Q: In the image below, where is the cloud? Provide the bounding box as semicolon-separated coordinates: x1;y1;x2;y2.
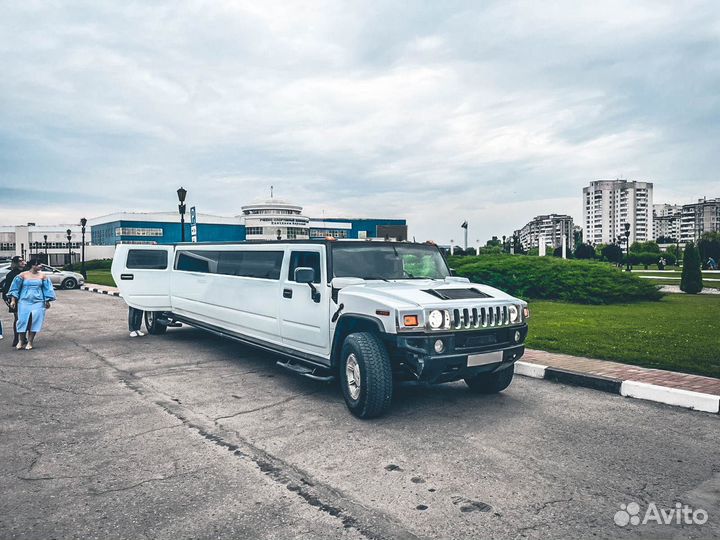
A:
0;0;718;243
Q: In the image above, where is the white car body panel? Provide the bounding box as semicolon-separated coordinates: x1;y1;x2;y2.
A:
112;242;527;366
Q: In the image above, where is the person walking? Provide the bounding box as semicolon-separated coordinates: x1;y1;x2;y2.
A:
708;257;717;270
2;256;26;347
8;259;56;350
128;306;145;338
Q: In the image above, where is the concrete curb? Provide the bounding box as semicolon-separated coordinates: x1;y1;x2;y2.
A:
515;361;720;414
81;285;121;297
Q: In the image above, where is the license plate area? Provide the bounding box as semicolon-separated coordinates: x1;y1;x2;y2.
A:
467;350;503;367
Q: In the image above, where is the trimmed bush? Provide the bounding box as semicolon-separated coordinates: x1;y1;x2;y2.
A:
454;255;663;304
680;243;703;294
63;258;113;271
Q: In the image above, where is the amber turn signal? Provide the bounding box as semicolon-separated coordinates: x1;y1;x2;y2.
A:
403;315;419;326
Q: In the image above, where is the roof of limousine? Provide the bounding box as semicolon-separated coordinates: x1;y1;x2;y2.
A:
170;239;436;247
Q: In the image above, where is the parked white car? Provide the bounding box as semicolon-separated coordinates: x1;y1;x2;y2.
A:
0;264;84;290
112;241;529;418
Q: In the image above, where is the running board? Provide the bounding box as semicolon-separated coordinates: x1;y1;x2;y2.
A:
276;360;335;382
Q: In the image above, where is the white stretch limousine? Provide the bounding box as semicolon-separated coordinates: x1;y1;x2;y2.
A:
112;240;529;418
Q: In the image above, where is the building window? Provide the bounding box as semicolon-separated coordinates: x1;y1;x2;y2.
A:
309;229;348;238
115;227;164;237
246;227;263;235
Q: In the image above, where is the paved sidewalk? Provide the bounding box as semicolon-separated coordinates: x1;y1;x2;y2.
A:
524;349;720;395
522;349;720;413
658;284;720;294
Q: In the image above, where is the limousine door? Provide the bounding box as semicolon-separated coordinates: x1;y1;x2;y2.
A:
280;248;330;358
111;245;173;311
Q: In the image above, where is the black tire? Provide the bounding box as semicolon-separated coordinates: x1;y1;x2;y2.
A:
464;365;515;394
144;311;167;335
61;277;77;290
340;332;393;419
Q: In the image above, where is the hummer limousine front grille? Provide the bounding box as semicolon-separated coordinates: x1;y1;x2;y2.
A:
450;305;513;330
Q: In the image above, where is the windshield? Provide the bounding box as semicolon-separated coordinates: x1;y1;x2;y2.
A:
332;243;450;280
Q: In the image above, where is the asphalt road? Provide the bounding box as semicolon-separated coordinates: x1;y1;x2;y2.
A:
1;291;718;539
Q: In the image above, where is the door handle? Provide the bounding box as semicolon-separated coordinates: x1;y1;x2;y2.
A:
283;288;293;298
120;274;134;280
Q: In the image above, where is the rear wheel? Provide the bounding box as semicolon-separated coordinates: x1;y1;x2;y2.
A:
144;311;167;335
61;277;77;289
340;332;393;419
464;365;515;393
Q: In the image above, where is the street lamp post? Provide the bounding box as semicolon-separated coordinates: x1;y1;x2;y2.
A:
43;234;48;264
66;229;73;269
80;217;87;279
624;223;631;272
177;187;187;242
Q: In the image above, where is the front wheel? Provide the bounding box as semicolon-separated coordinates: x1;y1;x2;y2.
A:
144;311;167;335
340;332;393;419
61;277;77;289
464;365;515;394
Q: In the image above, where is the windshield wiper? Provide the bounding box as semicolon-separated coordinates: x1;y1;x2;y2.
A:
364;276;390;281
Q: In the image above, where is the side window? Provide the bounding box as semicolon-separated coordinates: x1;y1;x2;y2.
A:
288;251;321;283
218;251;284;280
127;249;168;270
175;250;219;273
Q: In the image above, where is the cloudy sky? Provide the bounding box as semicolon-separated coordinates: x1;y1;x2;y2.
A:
1;0;719;243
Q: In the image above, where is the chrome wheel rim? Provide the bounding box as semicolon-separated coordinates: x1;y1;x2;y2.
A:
345;353;361;400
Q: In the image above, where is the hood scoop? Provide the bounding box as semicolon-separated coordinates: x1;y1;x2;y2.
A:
423;288;492;300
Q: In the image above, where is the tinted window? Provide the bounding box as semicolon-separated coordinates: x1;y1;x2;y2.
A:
175;250;219;273
127;249;168;270
174;249;283;279
288;251;321;283
218;251;284;279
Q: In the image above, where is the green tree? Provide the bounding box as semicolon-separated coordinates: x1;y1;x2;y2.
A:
574;243;596;259
630;241;660;253
698;232;720;265
680;242;703;294
601;244;623;264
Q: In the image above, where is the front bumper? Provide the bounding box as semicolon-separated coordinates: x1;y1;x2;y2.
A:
391;324;528;383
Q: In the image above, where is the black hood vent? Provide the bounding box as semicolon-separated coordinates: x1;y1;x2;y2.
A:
423;288;492;300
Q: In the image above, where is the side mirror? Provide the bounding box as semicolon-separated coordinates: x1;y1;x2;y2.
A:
294;267;315;284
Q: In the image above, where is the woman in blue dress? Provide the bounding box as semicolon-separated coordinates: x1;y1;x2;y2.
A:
8;259;56;350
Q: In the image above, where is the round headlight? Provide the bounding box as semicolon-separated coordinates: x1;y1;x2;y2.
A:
434;339;445;353
508;305;519;323
428;309;444;329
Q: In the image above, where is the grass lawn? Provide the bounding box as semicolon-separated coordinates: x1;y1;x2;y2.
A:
86;270;116;287
526;294;720;378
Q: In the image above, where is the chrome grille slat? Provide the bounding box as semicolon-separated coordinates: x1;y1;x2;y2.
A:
447;304;516;330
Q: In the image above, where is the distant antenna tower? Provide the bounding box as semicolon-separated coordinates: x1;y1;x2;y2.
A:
270;185;274;199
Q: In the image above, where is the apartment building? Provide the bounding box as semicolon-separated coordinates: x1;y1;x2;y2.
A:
680;198;720;243
582;180;653;245
516;214;575;251
652;204;682;242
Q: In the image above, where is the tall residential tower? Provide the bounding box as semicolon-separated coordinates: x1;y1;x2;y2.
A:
582;180;653;245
